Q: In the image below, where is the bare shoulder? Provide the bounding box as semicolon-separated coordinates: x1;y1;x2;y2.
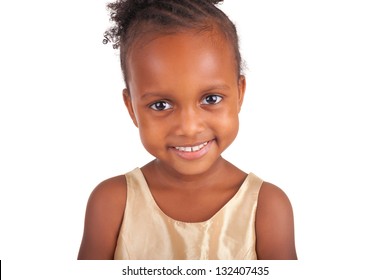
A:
256;181;297;260
88;175;127;209
78;175;127;260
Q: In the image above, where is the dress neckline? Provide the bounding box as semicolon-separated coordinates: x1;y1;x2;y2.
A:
134;167;253;225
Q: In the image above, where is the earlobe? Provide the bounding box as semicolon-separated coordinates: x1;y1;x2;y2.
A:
122;89;139;127
237;75;246;112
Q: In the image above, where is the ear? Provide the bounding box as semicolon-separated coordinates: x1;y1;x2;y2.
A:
122;88;139;127
237;75;246;113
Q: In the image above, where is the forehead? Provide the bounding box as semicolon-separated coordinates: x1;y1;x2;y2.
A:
126;30;237;90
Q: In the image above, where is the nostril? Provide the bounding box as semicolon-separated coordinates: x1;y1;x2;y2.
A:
175;108;206;136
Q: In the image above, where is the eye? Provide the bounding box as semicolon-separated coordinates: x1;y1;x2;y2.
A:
201;95;223;105
149;101;173;111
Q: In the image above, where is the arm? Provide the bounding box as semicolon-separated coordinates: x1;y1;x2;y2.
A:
77;175;127;260
255;182;297;260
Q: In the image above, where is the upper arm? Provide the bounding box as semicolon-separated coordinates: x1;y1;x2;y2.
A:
256;182;297;260
77;175;127;260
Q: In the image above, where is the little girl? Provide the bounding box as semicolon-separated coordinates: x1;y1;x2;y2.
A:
78;0;297;260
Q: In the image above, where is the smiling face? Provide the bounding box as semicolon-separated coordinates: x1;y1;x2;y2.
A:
123;29;245;177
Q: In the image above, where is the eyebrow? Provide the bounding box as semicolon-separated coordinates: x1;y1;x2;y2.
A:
140;92;172;101
202;84;231;92
140;84;232;100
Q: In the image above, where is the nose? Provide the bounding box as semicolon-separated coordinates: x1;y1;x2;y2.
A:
174;106;205;137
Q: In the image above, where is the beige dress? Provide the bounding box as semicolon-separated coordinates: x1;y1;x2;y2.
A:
114;168;263;260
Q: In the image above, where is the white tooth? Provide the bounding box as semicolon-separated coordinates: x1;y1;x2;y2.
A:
174;141;209;152
184;147;191;152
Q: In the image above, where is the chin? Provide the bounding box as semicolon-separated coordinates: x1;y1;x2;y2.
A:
158;158;217;178
172;163;212;177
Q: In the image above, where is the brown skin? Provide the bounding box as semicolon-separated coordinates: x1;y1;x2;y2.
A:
78;30;297;260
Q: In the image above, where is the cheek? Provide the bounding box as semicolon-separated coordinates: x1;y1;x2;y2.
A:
138;126;162;157
213;108;240;138
137;116;168;149
138;121;159;141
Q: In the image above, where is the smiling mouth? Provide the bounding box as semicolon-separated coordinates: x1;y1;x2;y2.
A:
173;141;209;152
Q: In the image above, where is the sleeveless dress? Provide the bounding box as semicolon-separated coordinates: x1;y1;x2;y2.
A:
114;168;263;260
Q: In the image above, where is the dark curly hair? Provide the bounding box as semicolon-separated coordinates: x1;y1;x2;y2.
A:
103;0;242;84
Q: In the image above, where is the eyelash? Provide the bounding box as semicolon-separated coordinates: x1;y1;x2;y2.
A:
149;94;223;111
201;94;223;105
149;101;173;111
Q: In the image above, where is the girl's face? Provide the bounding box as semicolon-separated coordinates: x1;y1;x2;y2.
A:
124;30;245;177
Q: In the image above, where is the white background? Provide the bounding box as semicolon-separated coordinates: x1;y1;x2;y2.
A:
0;0;389;279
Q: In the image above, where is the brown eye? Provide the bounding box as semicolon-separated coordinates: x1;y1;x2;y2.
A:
201;95;222;105
149;101;173;111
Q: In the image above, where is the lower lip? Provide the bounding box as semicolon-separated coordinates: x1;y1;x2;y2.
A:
170;140;213;160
